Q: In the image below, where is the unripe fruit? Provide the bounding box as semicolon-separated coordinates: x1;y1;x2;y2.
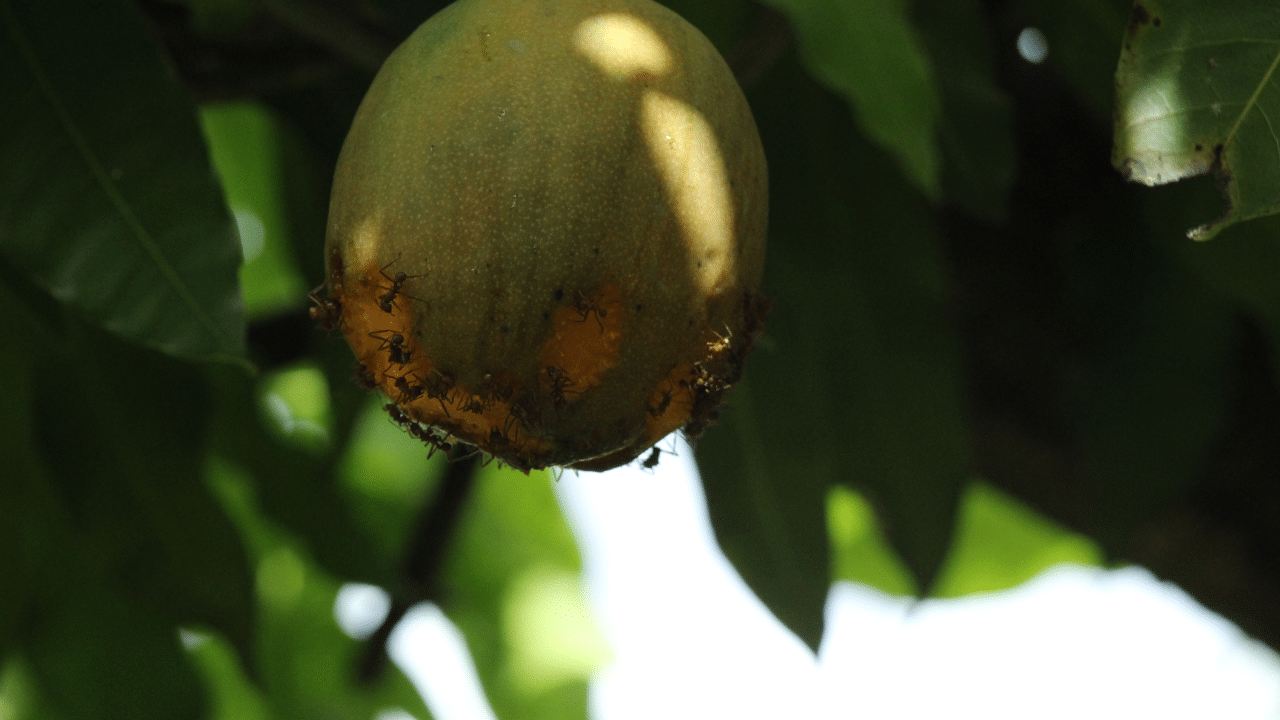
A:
320;0;768;472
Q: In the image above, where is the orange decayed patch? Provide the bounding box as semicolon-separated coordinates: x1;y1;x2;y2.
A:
539;283;624;400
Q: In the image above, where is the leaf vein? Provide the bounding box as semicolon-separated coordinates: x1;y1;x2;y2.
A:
1225;44;1280;149
1;2;232;352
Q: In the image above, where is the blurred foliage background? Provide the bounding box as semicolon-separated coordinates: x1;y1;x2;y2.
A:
4;0;1280;717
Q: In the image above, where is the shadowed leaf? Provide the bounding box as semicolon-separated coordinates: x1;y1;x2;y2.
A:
759;0;941;199
0;0;246;364
696;55;969;650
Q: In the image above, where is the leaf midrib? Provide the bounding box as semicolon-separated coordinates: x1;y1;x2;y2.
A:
1225;46;1280;149
1;1;233;353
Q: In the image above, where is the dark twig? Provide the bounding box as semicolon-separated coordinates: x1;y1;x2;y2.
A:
255;0;394;72
356;447;480;684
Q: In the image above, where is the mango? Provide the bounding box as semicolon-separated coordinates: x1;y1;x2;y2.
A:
318;0;768;471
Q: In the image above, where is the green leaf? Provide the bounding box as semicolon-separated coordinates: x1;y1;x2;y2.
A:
827;486;917;596
931;482;1102;597
0;267;52;663
1071;242;1234;552
29;320;257;667
0;272;215;720
184;632;274;720
913;0;1015;221
256;557;433;720
696;382;832;650
0;0;247;364
206;367;394;588
1113;0;1280;239
696;55;970;650
26;586;207;720
200;102;308;319
760;0;941;199
203;462;435;720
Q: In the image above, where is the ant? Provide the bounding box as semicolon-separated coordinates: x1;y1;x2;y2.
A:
505;402;539;436
487;425;514;454
707;326;733;355
408;422;451;457
423;369;456;417
385;403;411;428
388;370;426;404
641;446;661;470
571;290;608;332
476;373;515;405
648;384;674;418
308;284;342;332
369;330;413;366
352;362;377;390
544;365;575;407
375;256;421;314
456;392;486;415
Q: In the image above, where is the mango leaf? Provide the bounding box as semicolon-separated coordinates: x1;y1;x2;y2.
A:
1113;0;1280;239
696;55;969;651
827;486;918;596
696;380;832;650
27;319;257;668
930;482;1102;598
759;0;941;199
0;0;247;364
1071;240;1234;552
27;586;207;720
0;271;211;720
913;0;1015;221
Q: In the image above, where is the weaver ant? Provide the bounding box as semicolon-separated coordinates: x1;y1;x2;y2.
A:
476;373;516;409
352;362;377;390
408;422;451;457
544;365;576;407
641;447;661;470
572;290;609;332
707;326;733;355
308;284;341;332
648;383;674;418
456;392;486;415
385;403;411;428
505;402;539;436
388;370;426;404
487;425;514;454
374;255;422;315
369;330;413;366
423;369;456;417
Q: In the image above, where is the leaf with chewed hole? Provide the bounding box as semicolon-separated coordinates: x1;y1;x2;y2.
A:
1113;0;1280;239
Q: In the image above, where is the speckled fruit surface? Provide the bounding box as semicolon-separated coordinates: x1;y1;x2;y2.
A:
318;0;768;472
